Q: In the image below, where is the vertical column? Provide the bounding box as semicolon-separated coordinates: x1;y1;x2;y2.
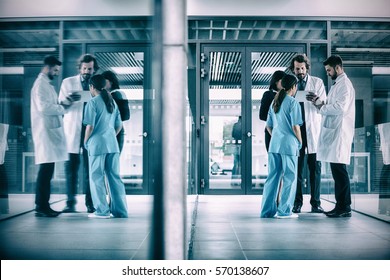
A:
152;0;187;259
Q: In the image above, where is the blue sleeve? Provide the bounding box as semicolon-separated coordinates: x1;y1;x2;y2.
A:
290;100;303;126
83;101;96;126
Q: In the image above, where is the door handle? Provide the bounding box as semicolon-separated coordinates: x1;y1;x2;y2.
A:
200;116;206;125
247;132;252;138
139;132;148;138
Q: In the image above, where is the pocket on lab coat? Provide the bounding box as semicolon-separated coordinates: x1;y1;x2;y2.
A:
321;126;337;148
323;115;341;129
44;116;61;129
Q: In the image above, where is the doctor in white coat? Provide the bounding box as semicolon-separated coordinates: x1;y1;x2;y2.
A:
377;123;390;215
31;56;77;217
289;54;326;214
59;54;99;213
307;55;355;218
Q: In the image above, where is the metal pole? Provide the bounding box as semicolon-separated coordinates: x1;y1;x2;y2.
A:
161;0;187;259
151;0;187;260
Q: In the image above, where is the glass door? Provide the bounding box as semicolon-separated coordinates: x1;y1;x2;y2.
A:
201;46;246;194
248;46;305;194
88;45;151;194
200;45;305;194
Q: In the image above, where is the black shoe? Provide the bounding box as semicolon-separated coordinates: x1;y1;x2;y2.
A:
326;210;352;218
292;205;301;213
87;206;96;213
62;206;77;213
35;208;61;217
323;208;337;215
311;206;324;213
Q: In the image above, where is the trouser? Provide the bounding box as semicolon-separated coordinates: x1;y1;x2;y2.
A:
379;164;390;198
330;163;351;211
295;151;322;207
260;153;298;217
378;164;390;213
88;153;128;217
65;149;92;208
35;162;55;210
232;145;241;178
264;129;271;152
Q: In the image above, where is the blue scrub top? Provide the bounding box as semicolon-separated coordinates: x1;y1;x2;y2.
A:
266;95;303;156
83;94;122;156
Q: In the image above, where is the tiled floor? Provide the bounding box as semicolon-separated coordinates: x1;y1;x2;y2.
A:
0;195;389;260
191;196;390;260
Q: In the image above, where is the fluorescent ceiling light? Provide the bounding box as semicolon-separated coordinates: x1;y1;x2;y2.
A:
336;48;390;53
343;61;374;65
210;89;241;100
0;67;24;74
122;89;143;100
0;48;56;53
373;67;390;75
111;67;143;75
253;67;286;75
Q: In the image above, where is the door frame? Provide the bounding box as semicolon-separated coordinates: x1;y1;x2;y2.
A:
87;44;152;194
199;43;306;195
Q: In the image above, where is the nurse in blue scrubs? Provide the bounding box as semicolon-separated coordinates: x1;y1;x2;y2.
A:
260;74;303;218
83;74;128;218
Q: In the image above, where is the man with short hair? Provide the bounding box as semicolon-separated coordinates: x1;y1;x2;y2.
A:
289;54;326;213
307;55;355;218
59;54;99;213
31;56;78;217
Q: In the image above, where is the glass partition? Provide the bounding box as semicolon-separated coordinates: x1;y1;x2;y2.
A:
320;123;390;222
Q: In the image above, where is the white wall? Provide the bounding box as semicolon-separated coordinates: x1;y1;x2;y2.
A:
1;0;389;18
188;0;390;17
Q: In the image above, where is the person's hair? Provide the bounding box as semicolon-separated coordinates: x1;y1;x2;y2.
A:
269;70;286;91
323;55;343;68
89;74;115;113
289;53;310;72
43;55;62;67
78;54;99;71
272;74;298;113
101;70;120;91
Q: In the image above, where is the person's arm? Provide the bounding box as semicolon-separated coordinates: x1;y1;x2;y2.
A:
259;91;273;121
84;125;94;146
115;124;123;135
114;106;123;135
266;126;272;136
292;124;302;145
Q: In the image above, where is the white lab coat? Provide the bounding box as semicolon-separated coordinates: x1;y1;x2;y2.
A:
302;74;326;154
0;123;9;164
30;73;68;164
59;74;88;154
378;123;390;165
317;73;355;164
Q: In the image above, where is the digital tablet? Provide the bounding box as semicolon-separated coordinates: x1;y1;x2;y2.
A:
294;90;310;102
71;91;92;103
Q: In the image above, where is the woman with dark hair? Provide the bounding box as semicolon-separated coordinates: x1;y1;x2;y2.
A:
83;74;128;218
101;70;130;153
260;74;303;219
259;70;286;151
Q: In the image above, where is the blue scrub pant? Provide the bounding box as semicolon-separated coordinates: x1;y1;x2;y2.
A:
88;153;128;217
260;153;298;218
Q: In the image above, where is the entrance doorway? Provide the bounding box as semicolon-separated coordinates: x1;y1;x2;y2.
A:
200;44;305;194
88;45;152;194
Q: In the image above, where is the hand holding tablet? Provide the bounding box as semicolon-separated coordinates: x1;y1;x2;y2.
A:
70;91;92;103
295;90;311;102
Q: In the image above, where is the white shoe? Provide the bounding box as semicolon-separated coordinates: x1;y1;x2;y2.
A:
275;213;299;219
88;213;111;219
